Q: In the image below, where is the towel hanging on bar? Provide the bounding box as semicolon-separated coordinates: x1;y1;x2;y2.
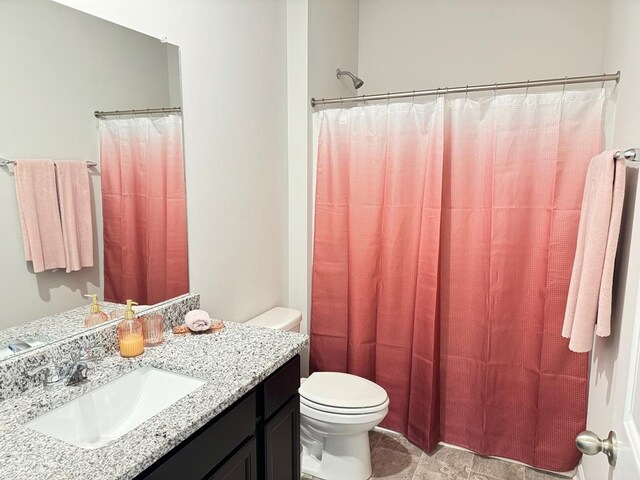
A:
0;157;96;168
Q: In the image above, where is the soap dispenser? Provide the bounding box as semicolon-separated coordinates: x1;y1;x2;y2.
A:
84;294;108;327
117;300;144;358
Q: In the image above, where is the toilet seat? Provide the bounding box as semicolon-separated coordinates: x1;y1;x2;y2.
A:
300;399;389;426
299;371;388;409
300;394;389;415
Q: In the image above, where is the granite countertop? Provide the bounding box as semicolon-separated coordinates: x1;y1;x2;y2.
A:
0;302;150;360
0;321;308;480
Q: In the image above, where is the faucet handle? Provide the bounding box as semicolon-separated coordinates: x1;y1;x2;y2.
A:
65;362;91;386
27;362;61;385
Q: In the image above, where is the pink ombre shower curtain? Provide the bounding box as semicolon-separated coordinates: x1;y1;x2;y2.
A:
100;115;188;305
310;90;606;471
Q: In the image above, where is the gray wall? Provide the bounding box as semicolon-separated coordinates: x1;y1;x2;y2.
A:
0;0;176;328
53;0;290;324
358;0;610;94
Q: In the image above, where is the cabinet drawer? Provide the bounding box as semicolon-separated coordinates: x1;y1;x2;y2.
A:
136;392;256;480
262;355;300;420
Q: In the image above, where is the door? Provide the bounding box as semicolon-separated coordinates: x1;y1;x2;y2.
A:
608;292;640;480
581;229;640;479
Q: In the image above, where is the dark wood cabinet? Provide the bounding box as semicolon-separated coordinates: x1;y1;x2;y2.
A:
262;354;300;420
207;437;257;480
262;395;300;480
135;355;300;480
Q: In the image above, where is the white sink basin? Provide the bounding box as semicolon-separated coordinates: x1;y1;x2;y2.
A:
26;367;206;449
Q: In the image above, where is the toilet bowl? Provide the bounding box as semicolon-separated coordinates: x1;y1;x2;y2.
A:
246;308;389;480
299;372;388;479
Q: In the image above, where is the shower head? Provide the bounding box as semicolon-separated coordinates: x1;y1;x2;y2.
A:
336;68;364;89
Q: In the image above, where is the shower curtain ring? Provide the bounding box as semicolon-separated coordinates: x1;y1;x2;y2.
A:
525;80;530;96
340;97;343;109
563;76;568;93
493;82;498;98
465;85;469;99
412;90;416;103
601;73;606;89
387;92;390;106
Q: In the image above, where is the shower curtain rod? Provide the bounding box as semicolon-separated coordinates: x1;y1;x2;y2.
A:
94;107;182;118
310;71;621;107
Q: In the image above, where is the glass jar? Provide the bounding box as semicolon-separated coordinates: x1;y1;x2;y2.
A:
142;313;164;347
117;318;144;357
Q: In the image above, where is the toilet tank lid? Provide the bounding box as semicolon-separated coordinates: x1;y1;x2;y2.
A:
246;307;301;330
299;372;388;409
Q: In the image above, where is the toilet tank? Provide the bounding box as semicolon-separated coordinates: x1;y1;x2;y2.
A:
245;307;302;333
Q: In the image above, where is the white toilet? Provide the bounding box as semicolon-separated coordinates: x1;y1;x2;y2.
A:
246;307;389;480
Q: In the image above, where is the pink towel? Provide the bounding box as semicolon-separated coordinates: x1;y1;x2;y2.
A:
184;309;213;332
14;159;66;273
562;150;626;352
55;160;94;272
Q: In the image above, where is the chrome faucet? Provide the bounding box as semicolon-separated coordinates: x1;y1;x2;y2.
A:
28;348;98;386
7;340;32;354
27;362;63;385
64;358;92;386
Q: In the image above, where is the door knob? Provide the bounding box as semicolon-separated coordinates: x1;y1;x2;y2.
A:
575;430;617;466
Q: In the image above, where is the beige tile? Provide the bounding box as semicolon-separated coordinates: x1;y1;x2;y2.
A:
422;446;475;468
413;462;470;479
413;446;474;480
470;456;526;480
468;474;499;480
371;445;420;479
377;431;425;458
523;468;570;480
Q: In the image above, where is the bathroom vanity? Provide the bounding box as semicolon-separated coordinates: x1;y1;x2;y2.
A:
0;316;307;480
136;355;301;480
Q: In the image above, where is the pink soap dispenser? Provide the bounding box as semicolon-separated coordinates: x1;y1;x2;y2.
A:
84;294;108;327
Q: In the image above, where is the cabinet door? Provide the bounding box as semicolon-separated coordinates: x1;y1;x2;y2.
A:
263;395;300;480
208;437;257;480
135;393;256;480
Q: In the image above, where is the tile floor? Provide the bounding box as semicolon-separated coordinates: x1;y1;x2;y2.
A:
302;428;571;480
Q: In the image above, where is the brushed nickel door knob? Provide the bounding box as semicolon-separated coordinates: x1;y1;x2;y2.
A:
576;430;617;466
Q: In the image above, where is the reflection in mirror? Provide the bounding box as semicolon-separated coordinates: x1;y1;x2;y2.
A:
0;0;188;358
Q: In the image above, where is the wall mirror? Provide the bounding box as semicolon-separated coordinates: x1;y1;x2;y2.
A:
0;0;189;360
